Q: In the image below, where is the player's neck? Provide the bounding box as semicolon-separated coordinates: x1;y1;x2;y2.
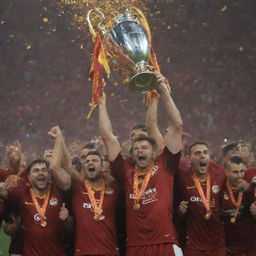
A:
136;161;154;172
32;185;49;197
88;177;104;190
227;178;238;189
194;172;208;181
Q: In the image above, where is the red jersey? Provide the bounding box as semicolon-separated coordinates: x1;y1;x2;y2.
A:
245;167;256;254
245;167;256;183
8;182;66;256
0;167;26;255
221;181;254;253
176;162;226;251
72;179;119;256
110;147;181;247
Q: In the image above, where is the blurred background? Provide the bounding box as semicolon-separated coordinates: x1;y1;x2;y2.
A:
1;0;256;162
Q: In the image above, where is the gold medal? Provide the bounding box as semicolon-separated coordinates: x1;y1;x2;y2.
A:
230;217;236;223
204;213;211;220
41;220;47;227
133;203;140;211
94;214;100;221
94;214;105;221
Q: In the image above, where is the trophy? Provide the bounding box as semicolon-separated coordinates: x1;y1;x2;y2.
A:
87;7;157;93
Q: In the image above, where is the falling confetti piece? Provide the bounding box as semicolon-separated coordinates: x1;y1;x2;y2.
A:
26;45;31;49
221;5;227;12
43;17;49;22
1;20;5;24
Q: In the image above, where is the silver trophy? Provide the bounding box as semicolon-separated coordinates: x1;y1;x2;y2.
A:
87;8;156;93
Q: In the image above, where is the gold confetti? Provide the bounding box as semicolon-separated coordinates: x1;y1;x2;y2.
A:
26;45;31;50
43;17;49;23
221;5;227;12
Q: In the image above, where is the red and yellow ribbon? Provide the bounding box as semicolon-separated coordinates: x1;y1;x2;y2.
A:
133;164;154;207
192;173;212;218
84;179;105;219
87;33;110;119
30;186;51;226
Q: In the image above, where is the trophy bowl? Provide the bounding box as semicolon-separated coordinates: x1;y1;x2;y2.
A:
87;9;156;93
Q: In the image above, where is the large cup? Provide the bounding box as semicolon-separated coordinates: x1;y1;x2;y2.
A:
87;8;156;93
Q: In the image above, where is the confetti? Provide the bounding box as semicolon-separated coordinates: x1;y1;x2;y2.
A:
221;5;227;12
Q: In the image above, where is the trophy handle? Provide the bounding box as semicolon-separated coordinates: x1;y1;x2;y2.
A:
86;8;106;38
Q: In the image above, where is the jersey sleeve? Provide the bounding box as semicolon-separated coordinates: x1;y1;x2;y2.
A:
162;147;181;172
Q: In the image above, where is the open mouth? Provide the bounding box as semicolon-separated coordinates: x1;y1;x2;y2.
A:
138;156;146;161
37;176;46;184
199;162;207;167
88;167;95;172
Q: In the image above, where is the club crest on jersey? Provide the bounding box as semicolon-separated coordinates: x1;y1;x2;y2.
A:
105;187;114;195
34;213;41;222
223;193;229;200
212;185;219;194
49;198;58;206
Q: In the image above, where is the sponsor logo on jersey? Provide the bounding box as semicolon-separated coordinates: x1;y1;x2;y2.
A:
129;187;159;205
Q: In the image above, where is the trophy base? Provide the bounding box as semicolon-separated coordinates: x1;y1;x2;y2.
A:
129;71;156;93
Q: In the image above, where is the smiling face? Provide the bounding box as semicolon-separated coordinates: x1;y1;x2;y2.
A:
28;162;50;193
190;144;210;178
83;154;103;181
131;140;156;170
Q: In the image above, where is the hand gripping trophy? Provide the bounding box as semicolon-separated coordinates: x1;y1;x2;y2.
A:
86;7;161;117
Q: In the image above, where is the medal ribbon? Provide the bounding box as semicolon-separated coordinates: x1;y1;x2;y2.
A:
192;173;211;215
85;180;105;217
226;182;243;211
133;164;154;205
30;186;51;224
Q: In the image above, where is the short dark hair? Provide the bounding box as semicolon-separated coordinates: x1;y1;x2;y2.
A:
130;135;157;152
26;159;49;174
222;142;238;156
225;156;246;168
188;141;209;155
131;124;147;132
85;151;103;162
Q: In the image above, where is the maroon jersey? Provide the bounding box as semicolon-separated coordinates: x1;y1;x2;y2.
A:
0;167;26;254
221;182;254;253
110;147;181;247
245;167;256;183
245;167;256;254
72;179;119;256
8;182;66;256
176;162;226;251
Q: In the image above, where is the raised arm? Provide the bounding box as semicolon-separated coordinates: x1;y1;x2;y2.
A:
98;93;121;162
48;126;72;190
146;95;165;154
6;140;25;174
155;72;183;154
